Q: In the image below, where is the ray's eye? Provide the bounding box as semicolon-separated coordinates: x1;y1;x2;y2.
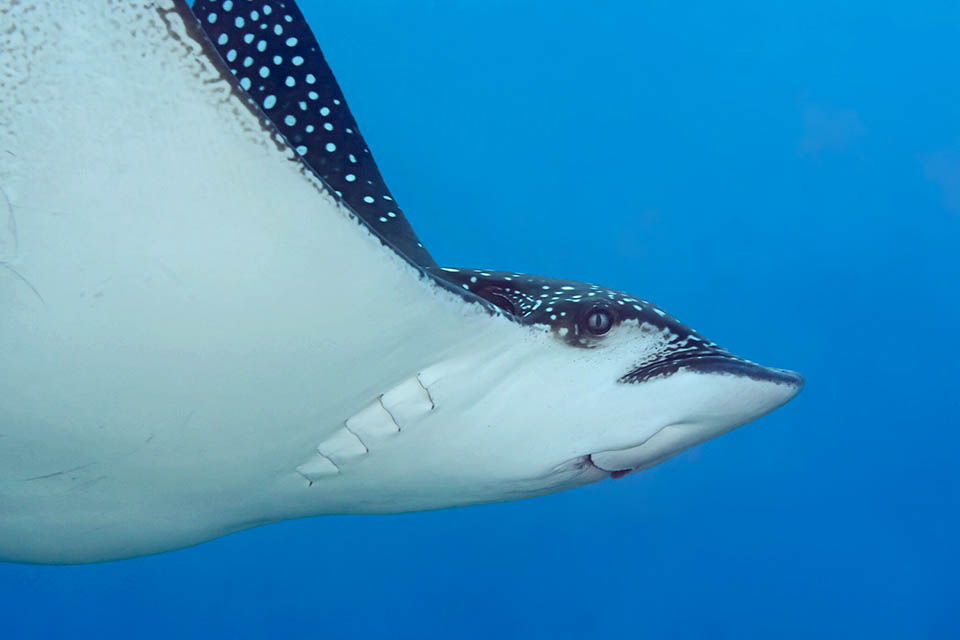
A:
584;306;613;335
488;292;516;315
477;287;516;315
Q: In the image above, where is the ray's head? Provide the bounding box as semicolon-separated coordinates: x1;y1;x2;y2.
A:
430;267;803;481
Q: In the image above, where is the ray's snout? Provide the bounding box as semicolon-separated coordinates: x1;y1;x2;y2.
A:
592;354;802;476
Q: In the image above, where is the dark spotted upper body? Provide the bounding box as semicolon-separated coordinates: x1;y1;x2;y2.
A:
424;266;774;384
427;266;672;345
425;267;798;386
426;264;690;338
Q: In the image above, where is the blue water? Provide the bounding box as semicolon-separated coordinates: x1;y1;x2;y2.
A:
3;1;959;637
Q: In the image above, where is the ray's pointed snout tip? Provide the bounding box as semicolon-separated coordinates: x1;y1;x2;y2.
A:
750;364;804;404
769;369;806;393
775;367;805;392
763;366;804;409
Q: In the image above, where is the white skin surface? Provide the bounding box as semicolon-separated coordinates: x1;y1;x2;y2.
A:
0;1;799;563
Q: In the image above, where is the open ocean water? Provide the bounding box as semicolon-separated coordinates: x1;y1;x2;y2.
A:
2;0;958;637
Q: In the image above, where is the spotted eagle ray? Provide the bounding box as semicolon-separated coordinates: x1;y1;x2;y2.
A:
0;0;802;564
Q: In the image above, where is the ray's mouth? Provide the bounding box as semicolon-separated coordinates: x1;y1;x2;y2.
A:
586;454;634;479
575;454;634;479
